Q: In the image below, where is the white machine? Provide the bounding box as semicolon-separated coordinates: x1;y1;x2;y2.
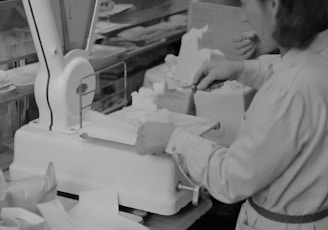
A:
9;0;197;216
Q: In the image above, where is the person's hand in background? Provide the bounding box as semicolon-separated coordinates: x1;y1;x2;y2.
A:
232;31;259;59
233;31;279;59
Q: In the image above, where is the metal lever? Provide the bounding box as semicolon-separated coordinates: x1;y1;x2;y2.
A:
177;182;201;206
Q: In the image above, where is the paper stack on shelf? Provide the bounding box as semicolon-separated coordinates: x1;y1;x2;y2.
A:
98;3;135;19
95;1;135;35
103;15;188;47
88;44;127;64
95;21;130;35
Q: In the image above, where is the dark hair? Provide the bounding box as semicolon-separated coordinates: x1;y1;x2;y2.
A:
271;0;328;49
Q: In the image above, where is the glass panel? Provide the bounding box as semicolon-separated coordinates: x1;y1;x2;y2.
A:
0;0;98;64
0;0;35;64
57;0;97;53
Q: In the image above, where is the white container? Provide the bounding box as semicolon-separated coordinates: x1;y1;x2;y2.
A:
194;81;255;146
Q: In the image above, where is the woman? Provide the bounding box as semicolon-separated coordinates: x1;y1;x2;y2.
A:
135;0;328;229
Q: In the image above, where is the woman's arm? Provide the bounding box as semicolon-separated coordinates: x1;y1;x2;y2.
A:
165;84;304;203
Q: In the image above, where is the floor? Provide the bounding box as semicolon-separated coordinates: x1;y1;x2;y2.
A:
188;199;243;230
188;213;239;230
0;150;13;171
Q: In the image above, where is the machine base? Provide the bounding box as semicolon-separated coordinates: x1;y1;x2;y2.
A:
10;124;192;216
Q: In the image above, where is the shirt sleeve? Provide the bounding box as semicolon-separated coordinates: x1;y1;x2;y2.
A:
166;83;305;204
237;55;280;90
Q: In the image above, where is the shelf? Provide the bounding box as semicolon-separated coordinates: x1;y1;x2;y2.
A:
92;28;185;71
107;0;190;34
0;87;33;105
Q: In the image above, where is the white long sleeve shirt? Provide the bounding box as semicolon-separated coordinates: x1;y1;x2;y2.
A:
165;29;328;230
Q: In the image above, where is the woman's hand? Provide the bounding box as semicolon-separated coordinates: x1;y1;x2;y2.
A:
135;122;176;155
232;31;258;59
193;59;244;91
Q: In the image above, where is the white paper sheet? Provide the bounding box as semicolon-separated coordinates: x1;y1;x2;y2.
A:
38;188;148;230
37;199;85;230
173;26;212;86
80;108;219;146
0;163;57;214
119;107;219;136
69;188;148;230
80;110;139;145
1;207;49;230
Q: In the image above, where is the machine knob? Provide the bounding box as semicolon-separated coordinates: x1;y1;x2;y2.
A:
177;183;201;206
